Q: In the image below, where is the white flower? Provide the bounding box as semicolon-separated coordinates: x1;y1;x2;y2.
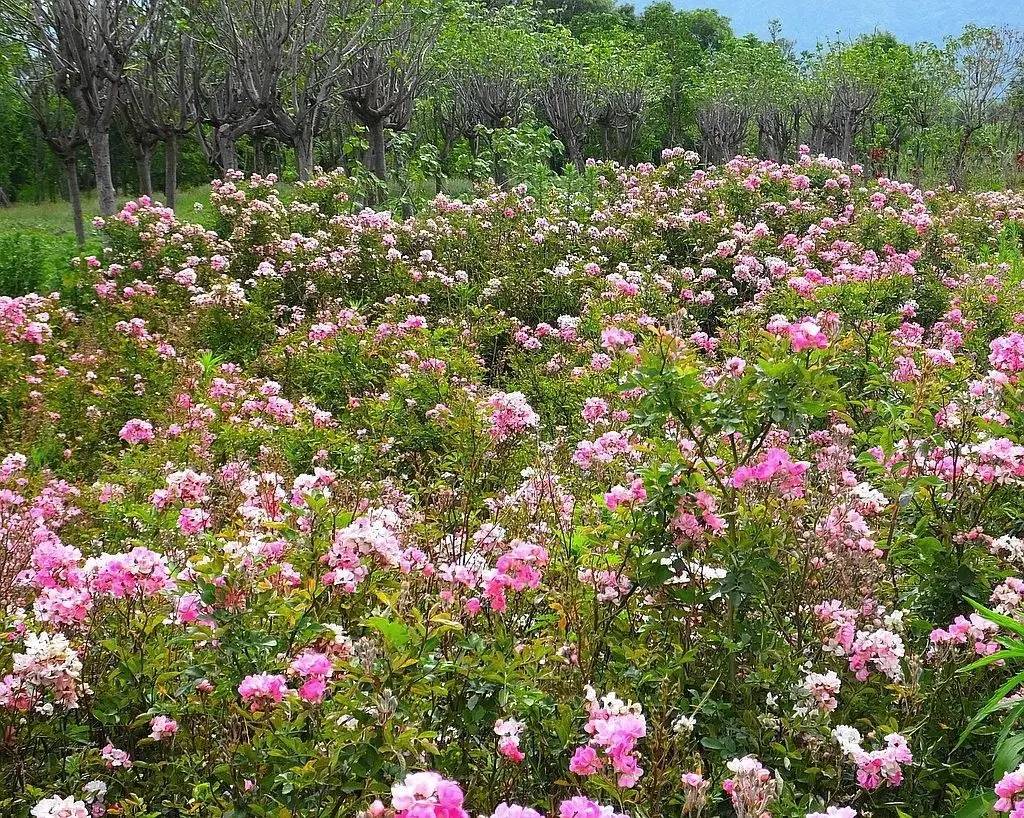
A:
673;713;697;734
31;795;89;818
832;725;863;755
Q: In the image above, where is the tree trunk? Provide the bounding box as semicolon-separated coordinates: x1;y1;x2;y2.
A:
253;134;266;175
491;135;507;188
218;129;238;172
364;118;387;181
295;130;315;181
64;156;85;247
565;136;585;173
949;128;975;189
136;147;153;197
89;129;116;216
165;133;179;211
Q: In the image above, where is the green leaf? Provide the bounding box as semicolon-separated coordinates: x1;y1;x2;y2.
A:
956;670;1024;748
965;597;1024;639
365;616;410;649
953;792;996;818
995;732;1024;780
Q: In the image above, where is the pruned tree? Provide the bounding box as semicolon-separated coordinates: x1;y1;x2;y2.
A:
191;36;261;174
122;10;196;208
805;76;877;164
15;53;88;242
116;106;160;196
756;101;801;162
7;0;162;215
339;2;438;189
696;100;749;163
206;0;371;182
539;66;600;171
431;5;542;184
695;35;798;163
536;29;601;171
947;25;1024;188
268;0;370;180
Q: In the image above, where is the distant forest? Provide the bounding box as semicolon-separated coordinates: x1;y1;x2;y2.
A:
2;0;1024;230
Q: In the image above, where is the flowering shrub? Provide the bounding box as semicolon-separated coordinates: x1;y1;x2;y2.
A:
5;151;1024;815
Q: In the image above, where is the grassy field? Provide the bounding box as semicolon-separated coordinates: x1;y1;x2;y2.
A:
0;187;211;295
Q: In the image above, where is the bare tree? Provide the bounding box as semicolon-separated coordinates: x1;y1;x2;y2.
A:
16;55;88;243
696;100;750;163
191;40;260;174
757;101;802;162
122;14;195;208
948;26;1024;188
267;0;370;180
117;104;160;195
538;66;600;172
341;6;437;186
804;76;876;164
596;83;649;164
9;0;161;215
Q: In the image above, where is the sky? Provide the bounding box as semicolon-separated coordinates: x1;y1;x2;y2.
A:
662;0;1022;50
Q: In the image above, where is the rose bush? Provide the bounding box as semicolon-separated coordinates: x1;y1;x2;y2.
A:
4;148;1024;816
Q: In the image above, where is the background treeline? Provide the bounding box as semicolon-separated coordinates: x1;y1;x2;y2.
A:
2;0;1024;239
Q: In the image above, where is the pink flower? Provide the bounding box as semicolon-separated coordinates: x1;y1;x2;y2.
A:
238;673;288;711
484;392;540;442
995;762;1024;813
724;356;746;377
177;507;211;536
490;805;544;818
730;447;809;498
991;333;1024;374
558;796;623;818
148;715;178;741
118;419;154;445
101;743;132;769
570;745;602;775
289;650;333;703
31;796;89;818
495;717;526;763
391;771;469;818
722;756;778;818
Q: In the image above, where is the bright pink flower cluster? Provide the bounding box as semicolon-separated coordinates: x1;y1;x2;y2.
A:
483;391;540;442
288;650;334;703
484;540;549;612
603;478;646;511
929;613;1000;657
490;805;543;818
118;418;155;445
730;447;810;498
990;333;1024;375
670;491;726;542
238;672;288;711
833;727;912;790
494;717;526;763
996;762;1024;816
767;315;830;352
148;715;178;741
569;687;646;788
572;431;636;470
557;796;624;818
86;547;174;598
390;771;468;818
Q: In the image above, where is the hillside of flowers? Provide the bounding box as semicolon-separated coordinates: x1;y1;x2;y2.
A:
8;148;1024;817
